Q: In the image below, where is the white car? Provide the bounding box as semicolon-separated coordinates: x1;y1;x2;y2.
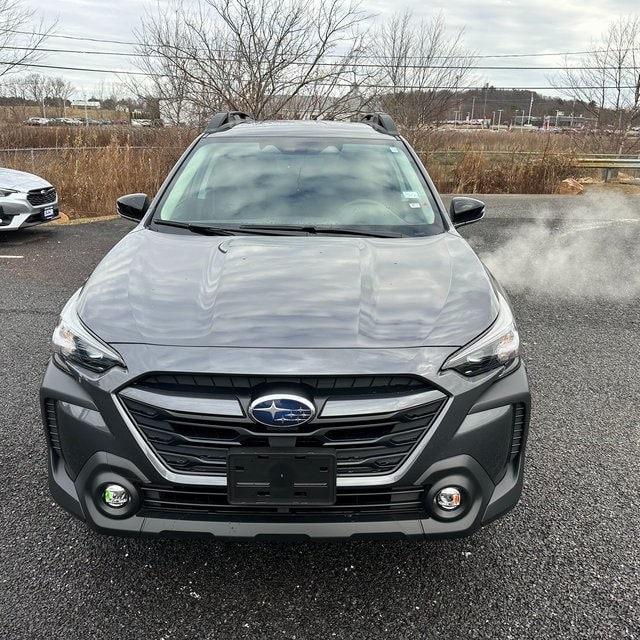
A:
25;117;51;126
0;168;59;231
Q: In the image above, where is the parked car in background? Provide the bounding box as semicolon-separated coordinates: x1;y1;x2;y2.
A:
0;168;59;231
25;117;50;126
50;117;83;126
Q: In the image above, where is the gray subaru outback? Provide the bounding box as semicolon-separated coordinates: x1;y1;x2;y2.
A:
40;112;530;540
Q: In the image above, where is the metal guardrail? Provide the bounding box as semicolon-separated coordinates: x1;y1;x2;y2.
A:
575;155;640;169
419;151;640;179
574;155;640;181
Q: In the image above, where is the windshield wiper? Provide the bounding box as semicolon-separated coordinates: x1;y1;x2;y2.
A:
238;224;404;238
152;219;299;236
153;219;238;235
153;219;404;238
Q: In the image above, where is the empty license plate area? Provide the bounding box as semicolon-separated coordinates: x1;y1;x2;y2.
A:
228;449;336;505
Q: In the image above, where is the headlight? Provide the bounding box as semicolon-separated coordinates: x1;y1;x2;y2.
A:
0;188;17;197
52;289;125;373
442;292;520;377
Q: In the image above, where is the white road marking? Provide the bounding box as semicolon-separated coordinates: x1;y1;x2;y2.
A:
0;255;24;259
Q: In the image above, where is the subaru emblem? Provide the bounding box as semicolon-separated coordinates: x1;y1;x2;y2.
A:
249;394;315;428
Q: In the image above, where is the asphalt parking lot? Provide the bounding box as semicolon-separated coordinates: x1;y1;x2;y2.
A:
1;193;638;640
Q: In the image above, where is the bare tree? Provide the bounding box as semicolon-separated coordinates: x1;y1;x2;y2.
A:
555;16;640;141
0;0;55;79
94;81;132;110
134;0;376;123
2;76;30;121
21;72;48;115
373;11;476;128
131;12;195;125
47;76;74;116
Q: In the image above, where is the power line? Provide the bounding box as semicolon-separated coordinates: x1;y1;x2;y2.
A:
7;29;138;47
3;59;640;92
6;27;640;61
1;60;147;77
3;45;638;73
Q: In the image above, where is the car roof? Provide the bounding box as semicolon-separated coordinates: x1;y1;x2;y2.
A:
204;119;398;139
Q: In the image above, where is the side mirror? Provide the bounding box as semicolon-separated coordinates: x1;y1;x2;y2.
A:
449;197;485;228
117;193;150;222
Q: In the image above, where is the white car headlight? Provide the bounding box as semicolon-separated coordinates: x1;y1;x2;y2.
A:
442;292;520;377
52;289;125;373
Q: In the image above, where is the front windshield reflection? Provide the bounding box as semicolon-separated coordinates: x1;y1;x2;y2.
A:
155;138;443;236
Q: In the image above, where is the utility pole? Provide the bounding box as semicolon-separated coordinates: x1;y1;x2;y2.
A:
483;83;489;119
570;99;575;127
527;92;534;125
471;96;476;121
497;109;504;128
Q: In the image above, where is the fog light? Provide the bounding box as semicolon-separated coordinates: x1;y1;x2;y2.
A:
102;484;130;508
436;487;462;511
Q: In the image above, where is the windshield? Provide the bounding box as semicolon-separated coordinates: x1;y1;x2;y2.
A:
152;137;444;236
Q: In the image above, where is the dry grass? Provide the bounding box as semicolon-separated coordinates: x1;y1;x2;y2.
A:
0;137;183;218
407;128;582;194
0;123;199;150
425;149;578;194
0;126;202;218
0;124;624;218
407;128;580;154
459;152;576;193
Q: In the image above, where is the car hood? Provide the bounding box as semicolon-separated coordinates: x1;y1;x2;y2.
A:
77;229;499;349
0;167;51;191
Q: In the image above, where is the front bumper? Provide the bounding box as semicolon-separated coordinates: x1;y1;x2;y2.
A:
40;351;531;541
0;200;59;230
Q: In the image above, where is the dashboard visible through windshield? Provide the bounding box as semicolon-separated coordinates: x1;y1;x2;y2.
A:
152;137;444;237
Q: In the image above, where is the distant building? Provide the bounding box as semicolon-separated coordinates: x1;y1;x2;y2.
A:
70;100;101;110
542;113;596;130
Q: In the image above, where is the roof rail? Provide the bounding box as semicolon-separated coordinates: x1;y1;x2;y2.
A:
361;112;399;135
205;111;253;133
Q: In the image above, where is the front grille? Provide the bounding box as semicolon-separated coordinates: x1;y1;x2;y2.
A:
140;485;428;518
137;373;432;396
510;403;526;461
43;398;62;455
120;374;446;477
27;187;56;206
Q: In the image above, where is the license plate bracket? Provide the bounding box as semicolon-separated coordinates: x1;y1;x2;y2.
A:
228;449;336;506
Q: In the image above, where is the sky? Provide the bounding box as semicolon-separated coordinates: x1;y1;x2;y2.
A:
11;0;640;99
